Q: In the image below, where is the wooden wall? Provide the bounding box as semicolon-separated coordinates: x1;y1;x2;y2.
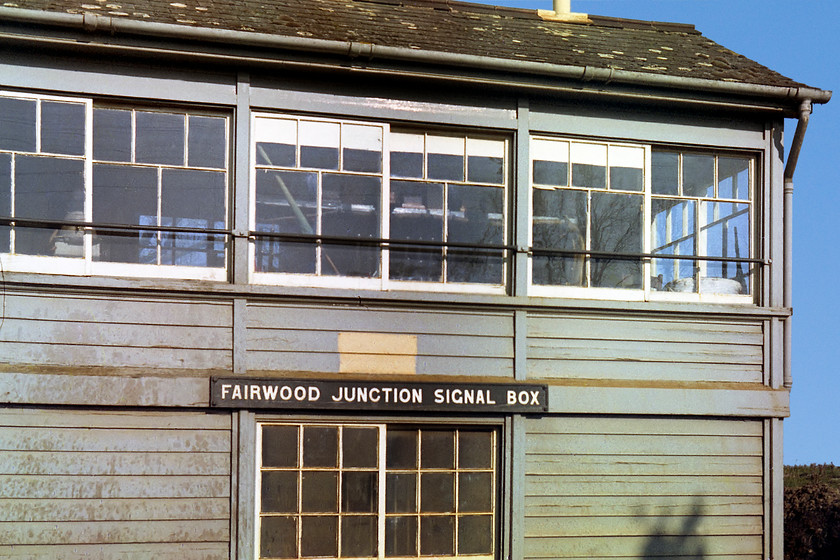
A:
523;416;764;559
0;409;232;559
528;313;764;383
0;292;232;372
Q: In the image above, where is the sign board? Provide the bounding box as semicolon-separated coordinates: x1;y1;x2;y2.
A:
210;378;548;414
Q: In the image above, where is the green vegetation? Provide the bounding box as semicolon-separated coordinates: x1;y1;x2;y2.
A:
785;464;840;560
785;464;840;490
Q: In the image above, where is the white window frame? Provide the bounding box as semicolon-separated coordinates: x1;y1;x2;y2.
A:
249;113;509;295
0;90;230;281
255;421;499;560
528;134;756;304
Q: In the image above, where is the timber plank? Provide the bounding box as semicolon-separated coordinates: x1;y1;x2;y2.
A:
526;416;764;436
523;495;763;517
0;409;231;430
0;451;230;476
523;534;762;557
0;542;228;559
524;514;763;537
0;519;229;545
524;454;763;477
525;434;763;456
0;497;229;522
0;428;231;452
0;474;229;499
524;475;763;497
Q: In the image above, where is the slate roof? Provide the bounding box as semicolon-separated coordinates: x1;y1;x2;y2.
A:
0;0;823;94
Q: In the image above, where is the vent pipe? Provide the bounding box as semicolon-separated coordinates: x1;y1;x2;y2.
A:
553;0;571;13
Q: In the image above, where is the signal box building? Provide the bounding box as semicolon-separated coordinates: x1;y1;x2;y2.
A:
0;0;831;558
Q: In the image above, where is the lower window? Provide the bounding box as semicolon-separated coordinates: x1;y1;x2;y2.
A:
257;423;498;560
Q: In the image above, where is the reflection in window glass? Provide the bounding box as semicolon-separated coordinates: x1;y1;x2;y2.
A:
93;164;158;264
188;115;227;169
651;151;753;295
259;424;497;560
1;153;11;253
0;96;36;152
41;101;86;156
93;108;132;162
14;155;85;256
136;111;185;166
532;139;644;290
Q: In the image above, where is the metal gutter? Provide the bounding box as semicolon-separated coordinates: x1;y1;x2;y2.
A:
781;99;812;388
0;7;832;109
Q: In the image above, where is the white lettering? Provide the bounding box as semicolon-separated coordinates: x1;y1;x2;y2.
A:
452;389;463;404
487;390;496;405
464;390;474;404
434;389;444;404
263;385;278;400
309;386;320;401
232;385;242;400
475;390;484;405
413;388;423;403
369;388;380;402
293;386;306;401
250;385;261;400
507;390;516;405
279;386;292;400
518;391;529;405
221;384;231;399
398;388;411;403
530;390;540;405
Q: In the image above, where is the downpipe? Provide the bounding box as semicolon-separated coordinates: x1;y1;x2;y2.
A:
782;99;812;389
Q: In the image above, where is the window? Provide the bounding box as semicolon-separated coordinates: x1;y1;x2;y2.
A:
258;423;498;560
650;151;753;296
251;114;509;292
530;136;755;301
0;91;229;279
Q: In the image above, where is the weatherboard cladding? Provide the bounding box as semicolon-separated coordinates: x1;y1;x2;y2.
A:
9;0;806;89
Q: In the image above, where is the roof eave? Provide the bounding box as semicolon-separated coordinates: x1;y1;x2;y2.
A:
0;6;831;109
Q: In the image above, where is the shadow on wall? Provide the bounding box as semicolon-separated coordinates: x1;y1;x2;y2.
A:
639;501;707;560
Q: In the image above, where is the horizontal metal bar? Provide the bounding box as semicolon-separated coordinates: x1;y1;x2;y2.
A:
0;217;230;236
532;246;765;265
250;231;516;251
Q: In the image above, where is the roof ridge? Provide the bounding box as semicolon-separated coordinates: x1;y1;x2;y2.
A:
353;0;699;33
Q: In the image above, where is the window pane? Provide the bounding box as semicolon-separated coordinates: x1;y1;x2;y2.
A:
0;97;36;152
420;473;454;512
458;431;493;469
303;426;338;468
610;166;643;191
650;198;696;292
300;121;339;170
386;473;417;514
301;471;338;513
343;124;382;173
341;516;377;558
421;430;454;469
41;101;85;156
263;425;299;468
608;145;644;192
420;516;454;555
458;472;492;512
651;151;679;195
590;192;643;289
683;154;714;197
467;138;505;184
532;188;586;286
261;516;297;559
385;516;417;557
258;142;297;167
386;430;417;469
446;185;504;284
701;201;750;294
301;516;338;557
571;143;607;189
390;132;424;178
321;174;381;278
188;115;226;169
718;156;750;200
427;153;463;181
0;153;10;253
533;160;568;186
136;111;185;166
343;427;378;468
389;180;444;282
262;471;299;513
14;155;85;256
458;515;492;554
160;168;226;267
342;471;378;513
92;164;158;264
93;108;132;162
255;169;317;274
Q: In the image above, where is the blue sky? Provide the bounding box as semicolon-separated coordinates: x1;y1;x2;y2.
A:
493;0;839;465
